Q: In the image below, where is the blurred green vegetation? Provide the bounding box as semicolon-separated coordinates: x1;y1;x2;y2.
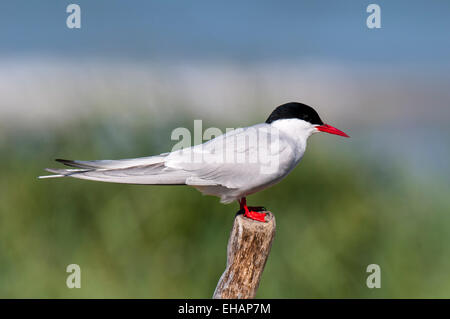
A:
1;114;449;298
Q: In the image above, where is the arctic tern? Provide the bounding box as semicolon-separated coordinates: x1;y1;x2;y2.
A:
40;102;349;222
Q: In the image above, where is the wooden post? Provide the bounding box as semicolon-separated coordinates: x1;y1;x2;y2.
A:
213;211;276;299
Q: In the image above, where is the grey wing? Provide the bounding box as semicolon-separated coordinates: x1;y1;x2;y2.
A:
165;123;288;189
39;124;286;187
40;154;192;184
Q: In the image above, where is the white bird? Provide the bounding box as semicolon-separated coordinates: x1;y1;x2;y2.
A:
39;102;349;222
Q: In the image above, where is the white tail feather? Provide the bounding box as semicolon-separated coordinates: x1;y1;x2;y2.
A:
38;174;65;179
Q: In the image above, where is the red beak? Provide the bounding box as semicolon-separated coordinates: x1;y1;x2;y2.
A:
316;124;350;138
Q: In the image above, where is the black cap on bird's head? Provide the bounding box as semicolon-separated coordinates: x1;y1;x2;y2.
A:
266;102;324;125
266;102;350;137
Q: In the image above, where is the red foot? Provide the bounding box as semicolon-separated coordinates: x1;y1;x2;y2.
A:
244;210;267;222
238;197;267;222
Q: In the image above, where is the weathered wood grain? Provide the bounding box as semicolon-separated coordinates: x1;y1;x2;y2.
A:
213;211;276;299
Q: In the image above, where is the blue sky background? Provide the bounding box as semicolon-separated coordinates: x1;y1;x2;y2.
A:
1;0;449;66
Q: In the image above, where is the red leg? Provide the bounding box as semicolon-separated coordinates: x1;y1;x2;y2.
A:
239;197;246;210
238;197;266;222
